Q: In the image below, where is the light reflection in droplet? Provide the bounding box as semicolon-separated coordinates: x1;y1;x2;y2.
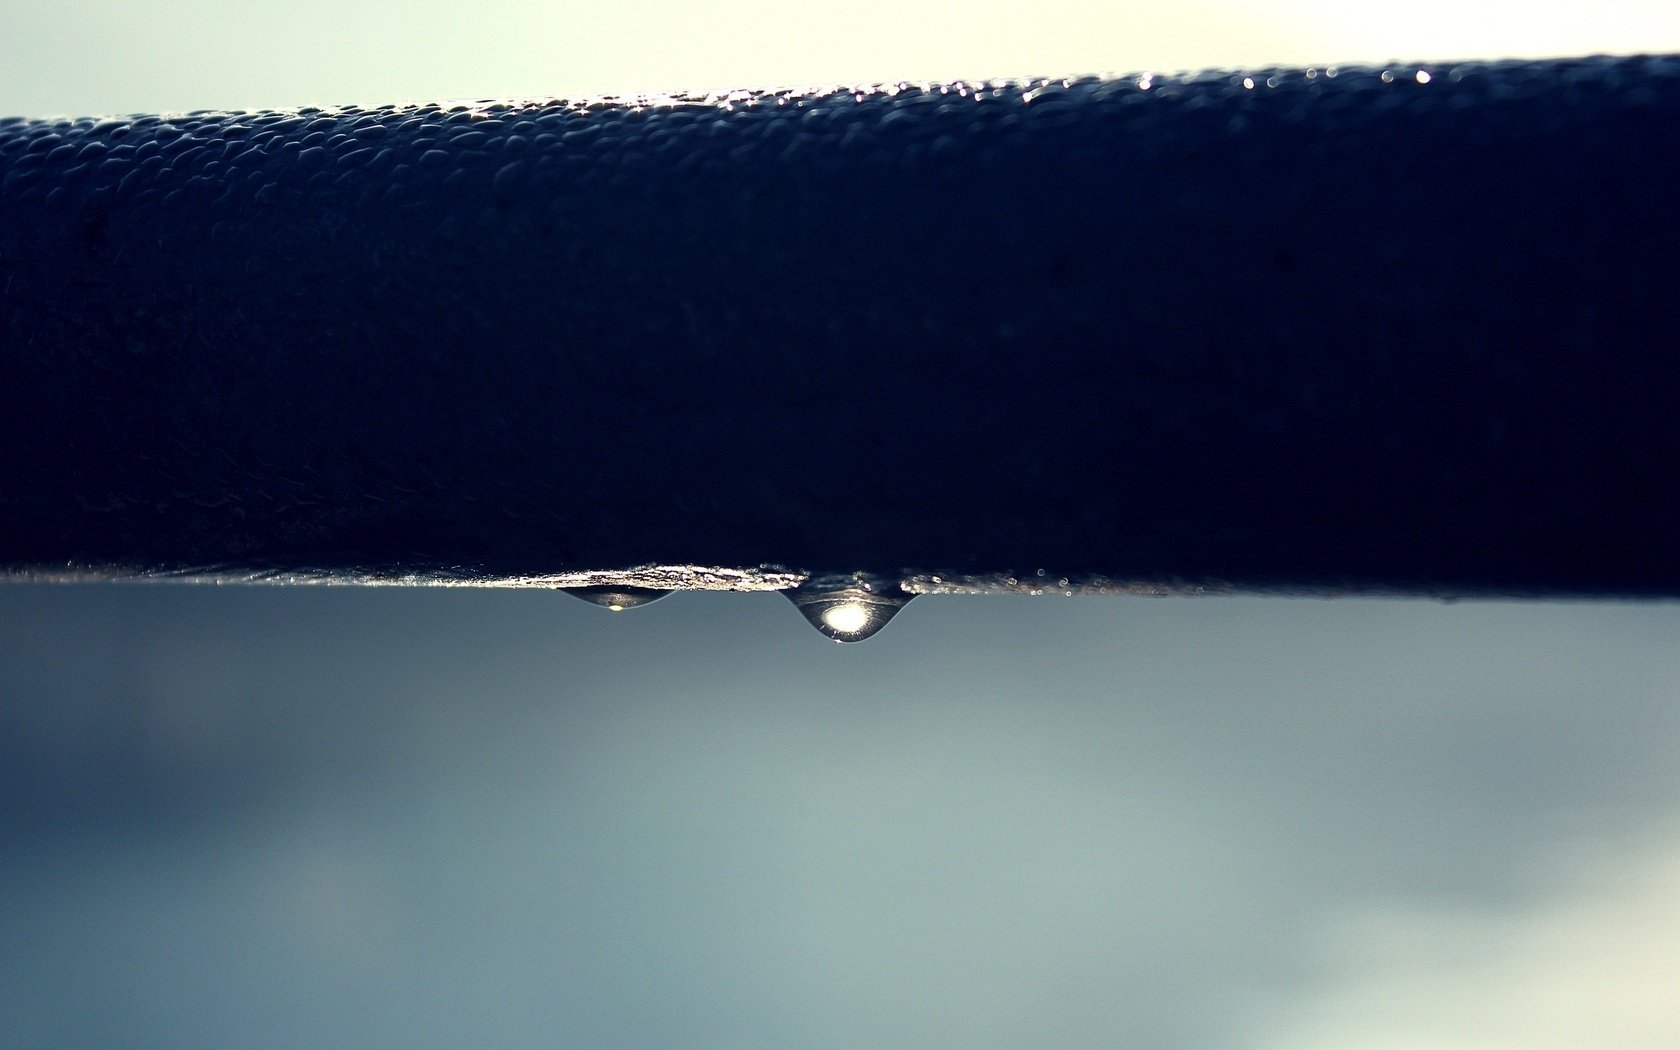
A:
560;585;671;611
785;572;915;643
821;603;871;635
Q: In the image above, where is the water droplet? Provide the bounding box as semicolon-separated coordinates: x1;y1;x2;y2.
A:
785;572;914;643
561;585;671;611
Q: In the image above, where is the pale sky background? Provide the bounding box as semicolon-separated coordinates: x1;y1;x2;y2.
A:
2;0;1679;115
3;2;1680;1048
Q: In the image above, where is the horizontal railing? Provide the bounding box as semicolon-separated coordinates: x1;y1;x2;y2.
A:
3;55;1678;596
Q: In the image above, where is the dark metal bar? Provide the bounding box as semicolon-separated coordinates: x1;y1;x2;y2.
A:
3;56;1679;595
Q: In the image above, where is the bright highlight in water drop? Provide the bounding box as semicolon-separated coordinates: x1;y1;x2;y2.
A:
561;585;671;611
821;602;871;634
786;572;915;643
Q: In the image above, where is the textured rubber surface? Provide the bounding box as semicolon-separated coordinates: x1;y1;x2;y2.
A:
3;56;1679;593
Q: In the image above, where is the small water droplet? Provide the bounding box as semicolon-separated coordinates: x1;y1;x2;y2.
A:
785;572;914;643
561;585;671;611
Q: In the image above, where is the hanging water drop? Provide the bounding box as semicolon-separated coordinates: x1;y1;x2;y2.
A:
561;585;671;611
785;572;914;643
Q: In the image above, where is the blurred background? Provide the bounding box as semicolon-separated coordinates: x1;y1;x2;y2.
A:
4;2;1680;1047
0;0;1676;116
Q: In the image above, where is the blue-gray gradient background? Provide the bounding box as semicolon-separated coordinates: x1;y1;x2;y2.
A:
5;2;1680;1046
5;588;1680;1048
